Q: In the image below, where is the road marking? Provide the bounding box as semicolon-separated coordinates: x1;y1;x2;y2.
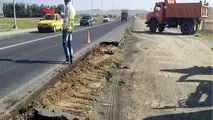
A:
0;21;118;51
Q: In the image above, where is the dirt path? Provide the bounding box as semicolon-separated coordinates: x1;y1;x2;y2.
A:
111;19;213;120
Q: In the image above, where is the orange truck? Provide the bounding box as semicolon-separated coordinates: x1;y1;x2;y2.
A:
145;0;209;35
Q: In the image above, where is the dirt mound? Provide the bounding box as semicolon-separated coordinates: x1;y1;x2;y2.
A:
12;43;123;120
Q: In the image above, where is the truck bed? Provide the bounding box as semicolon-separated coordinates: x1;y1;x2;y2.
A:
166;3;208;18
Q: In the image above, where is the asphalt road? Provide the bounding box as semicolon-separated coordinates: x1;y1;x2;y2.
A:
0;20;124;101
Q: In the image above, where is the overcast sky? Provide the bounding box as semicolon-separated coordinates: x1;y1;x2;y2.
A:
2;0;213;10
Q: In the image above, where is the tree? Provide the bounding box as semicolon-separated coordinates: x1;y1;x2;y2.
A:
2;2;66;18
27;5;32;17
3;3;6;17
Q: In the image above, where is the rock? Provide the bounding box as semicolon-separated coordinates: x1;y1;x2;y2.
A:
19;107;28;114
122;64;131;69
119;80;126;85
195;34;199;37
150;100;160;108
34;108;77;120
114;62;122;69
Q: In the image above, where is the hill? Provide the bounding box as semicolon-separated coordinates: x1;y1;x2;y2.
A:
77;9;148;16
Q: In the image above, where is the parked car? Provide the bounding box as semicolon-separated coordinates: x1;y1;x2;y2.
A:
37;14;63;32
80;15;94;26
103;15;110;23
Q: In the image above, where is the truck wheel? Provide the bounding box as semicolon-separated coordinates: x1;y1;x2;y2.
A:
158;24;165;33
149;20;157;33
191;24;198;35
180;21;193;35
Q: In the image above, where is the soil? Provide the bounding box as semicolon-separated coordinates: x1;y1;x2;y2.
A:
11;42;123;120
103;18;213;120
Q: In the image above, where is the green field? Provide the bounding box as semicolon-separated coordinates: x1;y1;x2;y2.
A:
0;18;40;32
0;16;103;32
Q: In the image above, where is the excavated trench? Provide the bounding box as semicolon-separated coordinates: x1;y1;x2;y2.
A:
10;41;123;120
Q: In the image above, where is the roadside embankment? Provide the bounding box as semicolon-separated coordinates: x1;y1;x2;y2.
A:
9;41;123;120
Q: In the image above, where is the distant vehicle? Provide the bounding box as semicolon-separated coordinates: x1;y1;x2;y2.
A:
37;14;63;33
145;0;209;35
103;15;110;23
121;10;128;21
80;15;94;26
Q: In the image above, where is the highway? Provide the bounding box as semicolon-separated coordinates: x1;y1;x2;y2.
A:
0;20;124;103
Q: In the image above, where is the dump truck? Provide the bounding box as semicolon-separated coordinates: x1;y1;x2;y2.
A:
145;0;209;35
121;10;128;21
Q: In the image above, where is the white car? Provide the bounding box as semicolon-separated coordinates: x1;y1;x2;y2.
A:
103;15;110;23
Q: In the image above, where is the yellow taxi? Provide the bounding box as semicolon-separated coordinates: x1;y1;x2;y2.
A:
37;14;63;32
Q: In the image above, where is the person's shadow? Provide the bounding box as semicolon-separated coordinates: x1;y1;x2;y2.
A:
0;58;63;64
160;66;213;82
144;66;213;120
159;66;213;108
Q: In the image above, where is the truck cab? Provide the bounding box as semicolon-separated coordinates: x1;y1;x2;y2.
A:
121;10;128;22
146;2;166;25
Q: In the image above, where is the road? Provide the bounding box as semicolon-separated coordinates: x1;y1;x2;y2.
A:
0;20;125;110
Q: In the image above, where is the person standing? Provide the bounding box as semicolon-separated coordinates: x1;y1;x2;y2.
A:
62;0;76;64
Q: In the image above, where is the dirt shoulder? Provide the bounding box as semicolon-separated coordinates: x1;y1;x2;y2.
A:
104;19;213;120
10;42;123;120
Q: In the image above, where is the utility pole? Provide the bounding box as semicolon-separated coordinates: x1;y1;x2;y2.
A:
112;0;113;16
109;1;110;15
102;0;104;15
72;0;74;5
13;0;17;29
91;0;93;15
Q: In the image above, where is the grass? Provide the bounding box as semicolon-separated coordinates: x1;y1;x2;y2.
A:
0;16;103;32
93;16;103;23
196;29;213;39
0;18;39;32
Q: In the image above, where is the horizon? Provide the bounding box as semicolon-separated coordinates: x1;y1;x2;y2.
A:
1;0;213;11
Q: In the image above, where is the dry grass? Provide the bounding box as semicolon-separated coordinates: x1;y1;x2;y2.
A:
0;18;39;32
0;17;82;32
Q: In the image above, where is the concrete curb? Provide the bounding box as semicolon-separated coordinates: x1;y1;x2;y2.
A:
0;18;133;120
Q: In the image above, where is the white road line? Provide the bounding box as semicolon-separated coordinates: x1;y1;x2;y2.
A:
0;34;61;51
0;20;117;51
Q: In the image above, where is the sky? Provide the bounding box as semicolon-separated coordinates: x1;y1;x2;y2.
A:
2;0;213;10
